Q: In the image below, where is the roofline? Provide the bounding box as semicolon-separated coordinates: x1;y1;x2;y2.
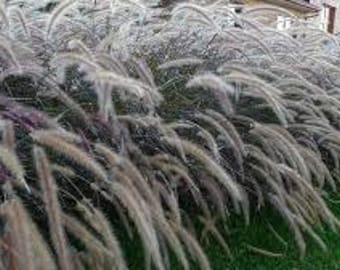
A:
262;0;320;14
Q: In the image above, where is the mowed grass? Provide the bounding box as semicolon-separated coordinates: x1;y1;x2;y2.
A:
120;193;340;270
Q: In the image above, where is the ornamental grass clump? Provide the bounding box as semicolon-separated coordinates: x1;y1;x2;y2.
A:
0;0;340;269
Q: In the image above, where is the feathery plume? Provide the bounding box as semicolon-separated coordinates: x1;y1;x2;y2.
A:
0;145;30;192
45;0;78;40
31;130;108;183
34;146;73;270
163;137;246;210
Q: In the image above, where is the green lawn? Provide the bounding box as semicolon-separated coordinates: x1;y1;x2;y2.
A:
205;211;340;270
120;194;340;270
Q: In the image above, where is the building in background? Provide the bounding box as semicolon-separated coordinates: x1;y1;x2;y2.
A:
316;0;339;33
154;0;340;33
234;0;340;33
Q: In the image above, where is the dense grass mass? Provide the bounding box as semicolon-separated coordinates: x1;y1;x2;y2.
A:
1;0;340;269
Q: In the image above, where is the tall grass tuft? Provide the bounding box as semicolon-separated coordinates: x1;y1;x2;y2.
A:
0;0;339;269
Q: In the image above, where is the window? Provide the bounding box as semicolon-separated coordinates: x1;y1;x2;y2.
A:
320;4;336;33
277;16;292;31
